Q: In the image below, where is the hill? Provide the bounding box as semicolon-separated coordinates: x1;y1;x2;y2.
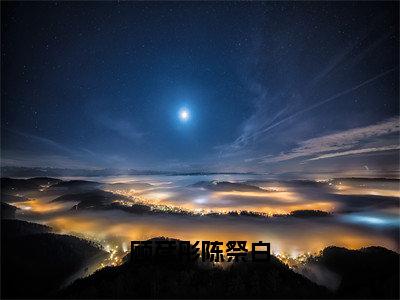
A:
59;253;330;299
301;246;399;298
191;181;264;192
1;219;107;298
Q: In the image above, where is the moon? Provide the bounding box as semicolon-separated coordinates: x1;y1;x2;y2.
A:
178;108;190;122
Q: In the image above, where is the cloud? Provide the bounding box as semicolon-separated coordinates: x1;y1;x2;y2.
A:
250;69;396;148
307;145;400;161
216;66;396;162
211;23;397;174
259;117;399;163
307;30;393;92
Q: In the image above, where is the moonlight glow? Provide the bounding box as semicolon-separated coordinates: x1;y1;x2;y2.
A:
178;108;190;122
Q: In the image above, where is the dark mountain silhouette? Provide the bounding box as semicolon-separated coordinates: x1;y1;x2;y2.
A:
1;177;62;194
0;193;28;203
0;177;154;199
58;243;399;299
329;193;399;213
306;246;399;298
104;181;153;191
331;177;400;183
1;219;107;299
1;177;398;299
58;244;330;299
48;180;102;193
68;196;334;221
274;210;332;218
1;219;52;237
191;181;264;192
1;219;398;299
70;200;189;216
246;179;327;188
1;202;18;219
52;189;129;206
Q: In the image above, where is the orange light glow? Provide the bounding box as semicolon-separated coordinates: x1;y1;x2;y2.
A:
332;185;400;197
11;199;72;213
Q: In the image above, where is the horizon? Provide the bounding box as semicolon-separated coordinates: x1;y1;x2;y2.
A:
2;165;400;180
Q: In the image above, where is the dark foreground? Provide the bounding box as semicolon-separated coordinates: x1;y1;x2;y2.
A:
1;218;399;299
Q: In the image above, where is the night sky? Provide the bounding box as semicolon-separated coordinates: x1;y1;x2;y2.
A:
1;1;399;175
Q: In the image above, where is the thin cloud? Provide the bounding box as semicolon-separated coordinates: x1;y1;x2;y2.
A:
217;68;396;158
307;145;400;161
259;117;399;163
253;68;396;142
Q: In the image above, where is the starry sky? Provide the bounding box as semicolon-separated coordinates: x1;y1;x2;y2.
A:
1;1;399;175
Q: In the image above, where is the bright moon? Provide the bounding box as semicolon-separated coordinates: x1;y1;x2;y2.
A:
179;108;190;122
